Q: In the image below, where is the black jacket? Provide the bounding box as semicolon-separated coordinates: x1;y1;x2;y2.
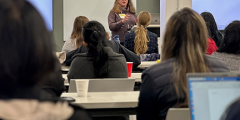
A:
221;98;240;120
64;40;141;68
137;55;230;120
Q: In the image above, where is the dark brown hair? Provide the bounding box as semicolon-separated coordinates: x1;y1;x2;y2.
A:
0;0;61;97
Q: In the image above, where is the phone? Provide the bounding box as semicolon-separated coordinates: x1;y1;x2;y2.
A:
61;97;76;102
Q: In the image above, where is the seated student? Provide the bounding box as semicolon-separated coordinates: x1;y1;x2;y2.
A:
137;8;229;120
201;12;223;48
67;21;128;80
64;32;141;69
212;21;240;72
124;11;158;55
200;13;218;55
221;98;240;120
0;0;92;119
62;16;89;53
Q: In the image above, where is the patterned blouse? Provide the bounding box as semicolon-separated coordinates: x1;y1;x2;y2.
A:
211;52;240;72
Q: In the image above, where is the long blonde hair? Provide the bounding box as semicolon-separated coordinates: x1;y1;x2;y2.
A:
71;16;89;48
111;0;136;14
162;8;210;107
134;11;151;55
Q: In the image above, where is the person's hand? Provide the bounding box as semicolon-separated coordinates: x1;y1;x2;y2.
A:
122;14;130;23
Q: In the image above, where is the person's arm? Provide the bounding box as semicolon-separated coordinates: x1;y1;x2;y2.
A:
64;44;88;66
62;40;74;53
137;71;158;120
108;12;124;31
40;57;65;97
119;45;140;68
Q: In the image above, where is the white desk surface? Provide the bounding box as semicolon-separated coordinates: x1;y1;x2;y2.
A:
137;61;157;68
61;92;139;109
61;65;70;72
62;73;142;84
62;62;157;71
129;73;142;82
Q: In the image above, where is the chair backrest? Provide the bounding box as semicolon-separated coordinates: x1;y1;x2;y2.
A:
166;108;190;120
68;78;135;92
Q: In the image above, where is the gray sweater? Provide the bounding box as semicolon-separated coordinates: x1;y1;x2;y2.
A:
67;47;128;81
211;52;240;72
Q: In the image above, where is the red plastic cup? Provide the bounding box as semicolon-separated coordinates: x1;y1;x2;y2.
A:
127;62;133;77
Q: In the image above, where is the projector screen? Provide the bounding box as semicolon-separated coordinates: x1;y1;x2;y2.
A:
27;0;53;31
193;0;240;30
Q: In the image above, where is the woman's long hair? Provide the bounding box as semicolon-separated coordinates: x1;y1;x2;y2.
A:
111;0;136;14
0;0;60;96
134;11;151;55
82;21;109;78
70;16;89;48
162;8;210;107
218;21;240;54
201;12;223;47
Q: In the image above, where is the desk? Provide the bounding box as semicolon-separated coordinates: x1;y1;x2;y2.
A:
61;65;70;72
62;62;157;72
62;73;142;84
62;92;139;117
130;73;142;82
138;61;157;68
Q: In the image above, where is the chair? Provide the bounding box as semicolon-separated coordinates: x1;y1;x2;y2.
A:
68;78;135;92
166;108;190;120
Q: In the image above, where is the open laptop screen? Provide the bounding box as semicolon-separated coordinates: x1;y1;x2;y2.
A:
188;76;240;120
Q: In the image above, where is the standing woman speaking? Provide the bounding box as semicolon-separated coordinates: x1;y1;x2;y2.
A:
108;0;137;45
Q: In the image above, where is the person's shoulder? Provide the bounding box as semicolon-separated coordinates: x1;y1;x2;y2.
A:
147;31;158;38
142;58;175;87
72;53;89;61
206;55;230;72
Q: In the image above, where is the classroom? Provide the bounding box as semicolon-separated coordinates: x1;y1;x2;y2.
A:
0;0;240;120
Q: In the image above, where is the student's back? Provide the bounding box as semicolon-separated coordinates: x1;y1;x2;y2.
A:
0;1;92;119
124;11;158;55
67;21;128;80
137;8;229;120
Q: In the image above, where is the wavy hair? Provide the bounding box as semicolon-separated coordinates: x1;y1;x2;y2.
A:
82;21;109;78
134;11;151;55
71;16;89;48
162;8;210;107
111;0;136;14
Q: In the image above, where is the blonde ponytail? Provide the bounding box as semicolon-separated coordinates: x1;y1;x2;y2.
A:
134;26;148;55
134;11;151;55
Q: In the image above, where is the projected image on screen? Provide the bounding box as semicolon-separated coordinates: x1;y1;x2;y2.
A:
193;0;240;30
27;0;52;31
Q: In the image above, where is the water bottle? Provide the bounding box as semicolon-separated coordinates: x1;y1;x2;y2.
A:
113;35;120;44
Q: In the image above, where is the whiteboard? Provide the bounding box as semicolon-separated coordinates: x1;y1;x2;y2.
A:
63;0;137;41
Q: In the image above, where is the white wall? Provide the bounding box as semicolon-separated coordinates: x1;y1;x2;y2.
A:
160;0;192;56
63;0;136;41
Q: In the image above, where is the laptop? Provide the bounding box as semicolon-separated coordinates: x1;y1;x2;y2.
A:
68;78;135;92
187;73;240;120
